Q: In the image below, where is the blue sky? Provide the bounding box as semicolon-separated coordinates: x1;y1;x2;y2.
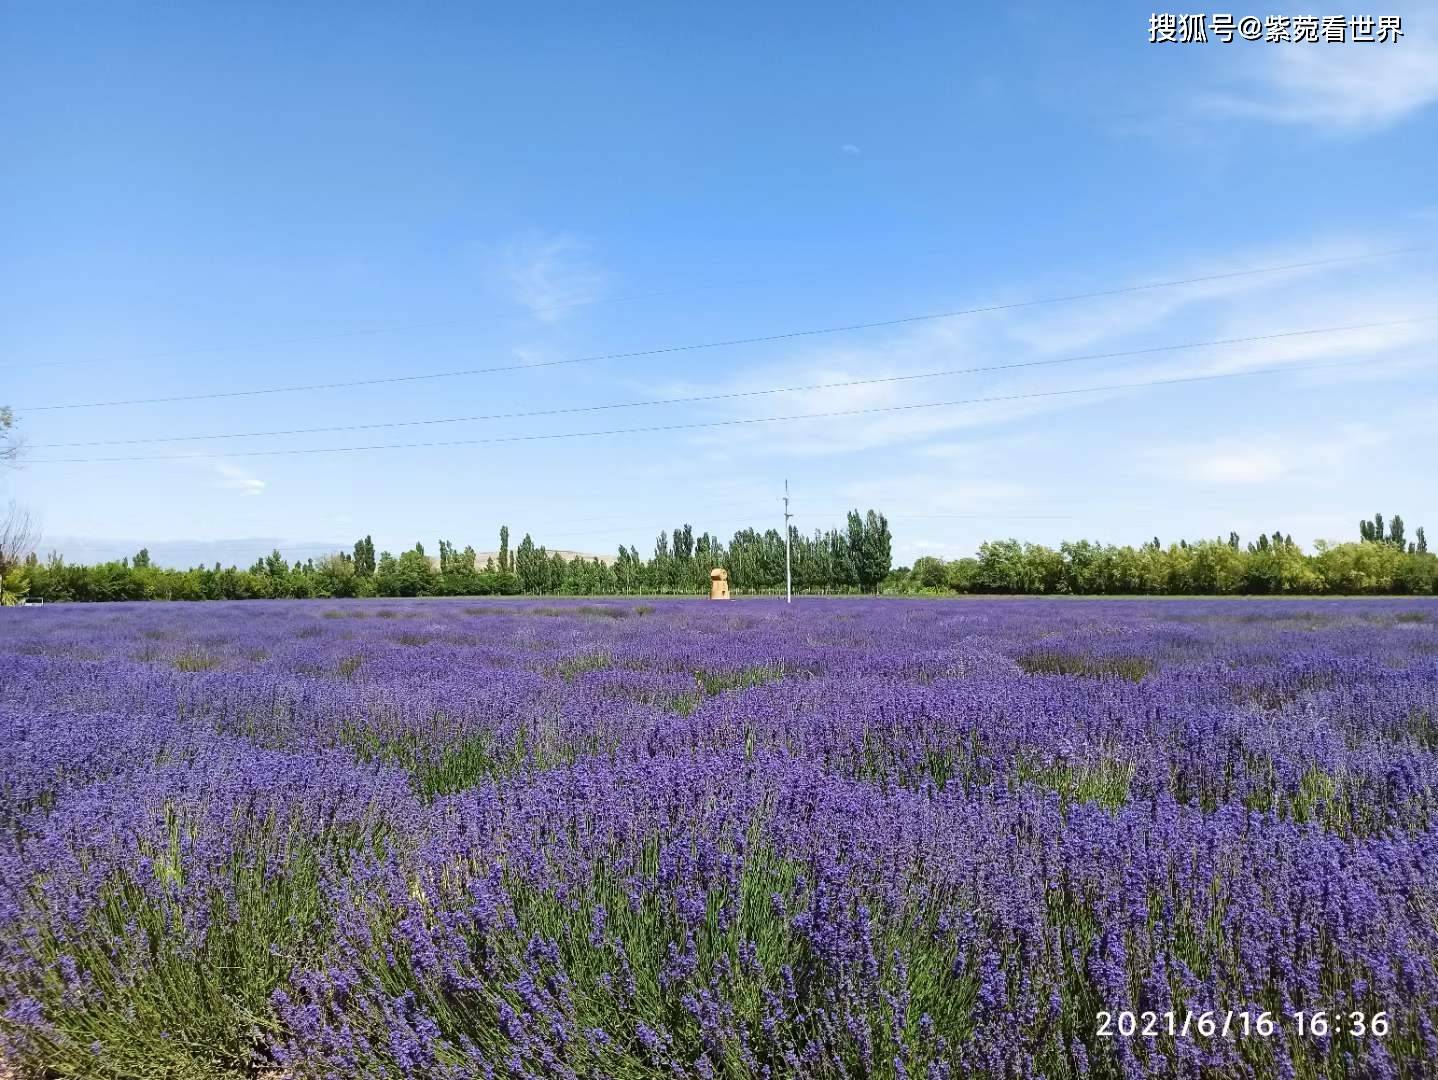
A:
3;2;1436;567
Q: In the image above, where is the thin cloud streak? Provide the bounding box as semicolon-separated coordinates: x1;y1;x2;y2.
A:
676;235;1437;460
500;233;608;323
213;462;266;497
1201;5;1438;129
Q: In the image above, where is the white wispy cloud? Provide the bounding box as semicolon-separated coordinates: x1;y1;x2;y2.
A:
664;235;1436;461
637;234;1435;550
840;143;861;155
1203;6;1438;129
499;233;607;322
1141;422;1389;492
213;463;266;497
1189;449;1289;485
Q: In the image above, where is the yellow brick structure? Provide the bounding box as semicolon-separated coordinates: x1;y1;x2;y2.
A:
709;567;731;600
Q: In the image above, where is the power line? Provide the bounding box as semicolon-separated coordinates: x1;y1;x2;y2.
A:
17;247;1426;413
1;272;783;375
27;316;1430;448
7;244;1423;378
28;353;1410;465
527;510;1080;545
802;511;1075;521
0;239;1165;374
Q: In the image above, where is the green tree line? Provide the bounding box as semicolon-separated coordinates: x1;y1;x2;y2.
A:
11;511;895;602
11;510;1436;603
891;514;1434;596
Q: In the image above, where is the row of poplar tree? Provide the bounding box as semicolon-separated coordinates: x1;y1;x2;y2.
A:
15;511;894;601
344;511;895;597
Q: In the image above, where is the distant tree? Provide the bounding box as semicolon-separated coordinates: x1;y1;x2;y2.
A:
1389;515;1406;550
845;513;867;589
377;546;434;597
515;533;539;592
314;553;358;598
446;540;471;576
1374;514;1385;543
353;535;376;576
838;510;893;594
827;527;855;589
498;526;511;574
673;524;694;562
863;510;892;592
1419;527;1428;555
911;555;947;589
0;500;38;603
945;557;980;592
133;547;151;569
974;539;1028;593
0;406;18;466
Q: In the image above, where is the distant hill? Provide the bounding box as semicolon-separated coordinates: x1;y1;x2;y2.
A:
39;536;618;573
39;536;346;569
438;549;616;570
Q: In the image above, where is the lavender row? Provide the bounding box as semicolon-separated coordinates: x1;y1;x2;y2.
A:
2;597;1436;1077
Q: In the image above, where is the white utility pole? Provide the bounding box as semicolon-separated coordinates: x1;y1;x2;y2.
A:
783;478;793;604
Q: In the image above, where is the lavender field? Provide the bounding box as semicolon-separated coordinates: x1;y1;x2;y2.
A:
2;599;1437;1080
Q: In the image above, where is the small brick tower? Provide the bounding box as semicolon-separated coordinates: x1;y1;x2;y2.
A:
709;567;731;600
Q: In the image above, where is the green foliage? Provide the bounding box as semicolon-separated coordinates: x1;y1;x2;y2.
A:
339;724;524;797
846;509;893;593
554;650;614;679
886;532;1435;598
374;545;435;597
1359;511;1416;551
663;664;789;716
1014;754;1137;809
1;566;29;606
411;734;523;798
911;556;948;590
172;649;223;672
352;535;376;576
694;663;787;696
1017;652;1154;682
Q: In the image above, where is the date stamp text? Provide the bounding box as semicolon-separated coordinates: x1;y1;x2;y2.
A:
1097;1009;1391;1039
